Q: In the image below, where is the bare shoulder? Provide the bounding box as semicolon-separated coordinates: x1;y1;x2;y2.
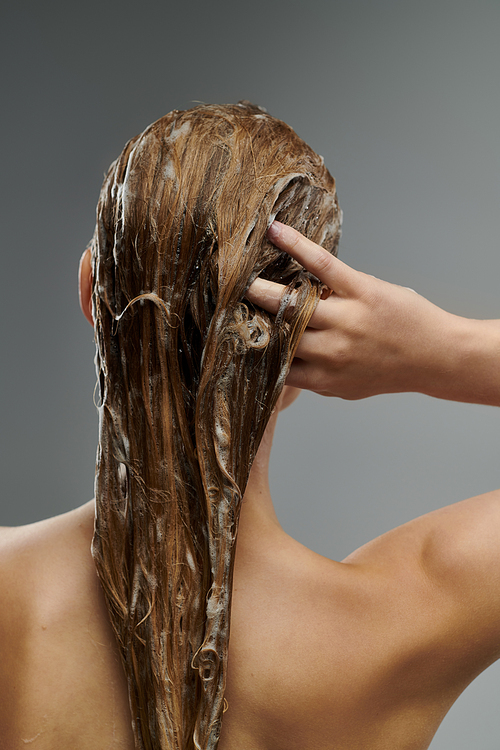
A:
0;503;97;671
0;525;28;641
344;489;500;660
0;520;50;630
344;488;500;579
0;503;134;749
0;502;96;606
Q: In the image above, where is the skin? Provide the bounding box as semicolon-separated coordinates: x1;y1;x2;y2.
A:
247;221;500;406
0;239;499;749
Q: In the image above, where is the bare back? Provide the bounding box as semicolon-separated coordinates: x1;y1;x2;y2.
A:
1;491;500;750
0;505;133;750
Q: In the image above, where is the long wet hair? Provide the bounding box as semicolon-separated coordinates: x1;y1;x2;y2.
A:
90;102;341;750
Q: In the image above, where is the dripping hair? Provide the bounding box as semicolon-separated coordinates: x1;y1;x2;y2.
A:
90;101;341;750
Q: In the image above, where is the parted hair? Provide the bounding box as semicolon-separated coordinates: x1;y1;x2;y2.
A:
90;101;341;750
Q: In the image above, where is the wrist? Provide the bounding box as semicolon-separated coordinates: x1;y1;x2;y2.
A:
420;315;500;406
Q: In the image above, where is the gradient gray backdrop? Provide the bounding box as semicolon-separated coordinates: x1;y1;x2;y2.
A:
1;1;499;747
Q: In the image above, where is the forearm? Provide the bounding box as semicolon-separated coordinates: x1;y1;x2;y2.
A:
417;315;500;406
249;222;500;406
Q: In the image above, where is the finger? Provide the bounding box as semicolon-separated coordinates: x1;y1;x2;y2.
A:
292;329;317;360
285;358;323;393
247;276;340;330
267;221;356;295
284;358;308;389
247;274;346;330
245;276;284;314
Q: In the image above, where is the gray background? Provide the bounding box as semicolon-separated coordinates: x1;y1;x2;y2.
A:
1;0;499;746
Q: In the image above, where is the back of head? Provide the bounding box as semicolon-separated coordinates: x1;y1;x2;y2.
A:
91;102;341;750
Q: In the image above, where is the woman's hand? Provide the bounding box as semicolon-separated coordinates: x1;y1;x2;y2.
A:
247;222;500;404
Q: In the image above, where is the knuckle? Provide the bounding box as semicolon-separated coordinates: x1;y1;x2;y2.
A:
287;227;302;251
312;249;333;279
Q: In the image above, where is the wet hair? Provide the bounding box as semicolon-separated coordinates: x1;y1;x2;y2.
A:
90;101;341;750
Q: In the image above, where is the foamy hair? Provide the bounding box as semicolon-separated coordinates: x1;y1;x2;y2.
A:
90;102;341;750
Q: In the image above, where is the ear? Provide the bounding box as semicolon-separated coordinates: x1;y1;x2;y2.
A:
78;247;94;327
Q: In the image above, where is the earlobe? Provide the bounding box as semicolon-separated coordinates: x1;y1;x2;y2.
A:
78;247;94;327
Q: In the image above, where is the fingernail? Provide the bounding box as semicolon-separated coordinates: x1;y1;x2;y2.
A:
266;221;282;242
320;286;333;300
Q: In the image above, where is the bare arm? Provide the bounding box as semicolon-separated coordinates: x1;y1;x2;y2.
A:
248;222;500;683
248;222;500;406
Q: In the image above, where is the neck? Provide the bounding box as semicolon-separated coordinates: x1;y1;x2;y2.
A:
83;409;283;549
237;409;282;538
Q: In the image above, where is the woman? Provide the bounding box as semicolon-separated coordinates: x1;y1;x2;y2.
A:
2;101;340;750
1;102;499;750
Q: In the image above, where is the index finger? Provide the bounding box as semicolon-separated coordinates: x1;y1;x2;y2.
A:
267;221;355;294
